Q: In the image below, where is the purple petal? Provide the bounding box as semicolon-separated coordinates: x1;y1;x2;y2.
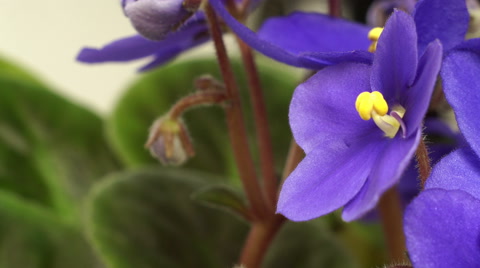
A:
426;147;480;200
209;0;311;68
77;35;167;63
371;10;418;104
441;44;480;156
258;12;372;54
342;129;420;221
403;40;443;137
405;189;480;267
300;50;373;66
413;0;469;53
209;0;372;68
77;18;209;71
289;63;377;154
277;138;383;222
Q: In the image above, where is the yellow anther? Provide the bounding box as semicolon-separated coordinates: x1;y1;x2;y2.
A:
368;27;384;41
355;91;388;120
367;27;384;52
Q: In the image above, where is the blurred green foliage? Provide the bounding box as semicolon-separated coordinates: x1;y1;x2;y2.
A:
0;56;386;268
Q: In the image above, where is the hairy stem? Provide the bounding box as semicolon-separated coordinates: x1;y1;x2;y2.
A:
416;138;431;189
168;90;228;119
205;3;268;219
235;36;278;211
377;188;407;262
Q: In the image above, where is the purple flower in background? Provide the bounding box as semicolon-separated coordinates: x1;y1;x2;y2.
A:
404;146;480;267
77;0;262;71
209;0;374;69
77;15;208;71
276;11;442;222
437;3;480;162
210;0;477;71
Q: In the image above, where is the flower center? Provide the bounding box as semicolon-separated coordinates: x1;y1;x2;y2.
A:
355;91;406;138
368;27;384;52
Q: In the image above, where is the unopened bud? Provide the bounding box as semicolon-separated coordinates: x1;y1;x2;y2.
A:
123;0;200;40
146;117;195;165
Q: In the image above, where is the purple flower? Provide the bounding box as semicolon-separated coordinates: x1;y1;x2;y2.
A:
437;8;480;165
77;11;209;71
276;11;442;222
404;146;480;267
77;0;265;71
209;0;374;68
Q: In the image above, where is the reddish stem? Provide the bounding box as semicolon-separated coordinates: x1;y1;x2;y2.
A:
328;0;342;17
205;3;268;219
168;90;228;119
377;188;407;262
236;37;278;211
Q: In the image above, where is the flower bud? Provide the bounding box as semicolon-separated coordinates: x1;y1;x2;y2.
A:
146;117;195;165
123;0;200;40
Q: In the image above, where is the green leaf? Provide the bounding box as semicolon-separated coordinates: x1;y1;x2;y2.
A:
86;167;249;268
107;58;299;179
0;190;102;268
264;220;356;268
191;185;250;221
0;56;45;86
0;76;120;223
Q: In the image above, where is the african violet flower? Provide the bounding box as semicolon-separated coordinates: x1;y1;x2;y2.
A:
210;0;476;71
209;0;374;69
404;146;480;267
77;10;208;71
77;0;263;71
276;10;442;222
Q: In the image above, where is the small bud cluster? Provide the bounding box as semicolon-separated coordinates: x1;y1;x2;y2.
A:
146;117;195;165
123;0;202;40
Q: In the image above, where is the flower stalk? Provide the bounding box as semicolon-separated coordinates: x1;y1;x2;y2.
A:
235;35;278;211
168;90;228;119
329;0;342;17
377;188;407;262
205;2;268;219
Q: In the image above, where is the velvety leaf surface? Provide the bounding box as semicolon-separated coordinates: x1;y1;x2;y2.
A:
86;167;249;268
107;58;299;179
0;67;120;222
191;184;250;221
264;220;356;268
0;190;102;268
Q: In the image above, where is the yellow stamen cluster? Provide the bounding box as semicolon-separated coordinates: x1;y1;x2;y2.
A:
355;91;388;120
368;27;384;52
355;91;405;138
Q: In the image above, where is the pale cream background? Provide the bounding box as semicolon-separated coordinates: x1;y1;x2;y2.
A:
0;0;325;114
